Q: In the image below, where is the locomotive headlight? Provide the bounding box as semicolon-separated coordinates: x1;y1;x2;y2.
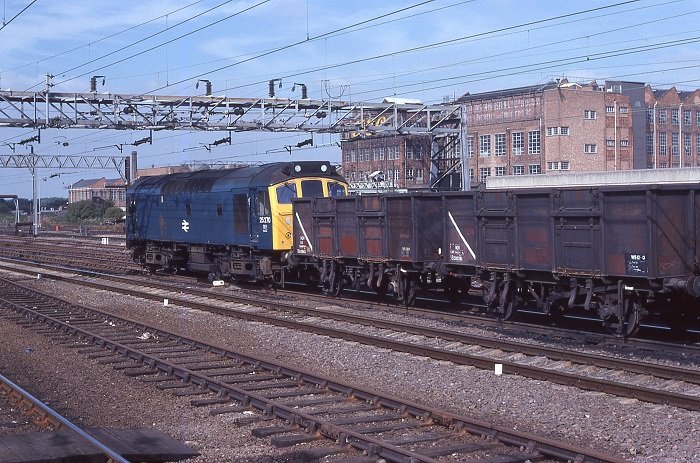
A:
294;164;302;173
320;164;328;172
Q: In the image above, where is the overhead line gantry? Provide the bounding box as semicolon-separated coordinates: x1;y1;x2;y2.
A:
0;89;469;208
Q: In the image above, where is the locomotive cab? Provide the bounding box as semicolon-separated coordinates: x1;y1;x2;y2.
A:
269;177;346;250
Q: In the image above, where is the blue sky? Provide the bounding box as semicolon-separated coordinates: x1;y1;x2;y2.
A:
1;0;699;198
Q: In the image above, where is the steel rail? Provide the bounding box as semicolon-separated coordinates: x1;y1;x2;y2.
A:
0;372;129;463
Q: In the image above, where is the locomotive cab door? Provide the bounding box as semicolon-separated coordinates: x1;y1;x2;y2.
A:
250;188;272;249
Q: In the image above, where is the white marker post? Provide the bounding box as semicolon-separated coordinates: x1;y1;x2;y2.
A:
494;363;503;376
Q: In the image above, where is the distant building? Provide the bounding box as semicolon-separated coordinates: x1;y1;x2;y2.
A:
458;79;634;184
641;84;700;169
68;178;126;207
341;135;432;192
341;78;638;191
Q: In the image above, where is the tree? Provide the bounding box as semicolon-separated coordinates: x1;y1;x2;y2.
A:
63;199;113;222
103;206;125;222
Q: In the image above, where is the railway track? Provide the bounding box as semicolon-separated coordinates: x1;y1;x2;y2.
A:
3;258;700;413
0;371;130;463
0;275;625;463
0;236;135;273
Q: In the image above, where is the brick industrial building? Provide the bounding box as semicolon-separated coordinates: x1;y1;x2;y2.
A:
341;78;700;190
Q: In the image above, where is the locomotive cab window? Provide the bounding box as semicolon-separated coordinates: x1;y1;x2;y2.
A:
276;182;297;204
216;203;223;216
328;181;347;197
301;179;324;197
185;202;192;216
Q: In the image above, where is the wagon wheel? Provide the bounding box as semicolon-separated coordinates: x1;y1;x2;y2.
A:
499;295;517;321
401;275;417;306
598;295;644;338
497;282;519;321
332;274;345;297
375;276;389;298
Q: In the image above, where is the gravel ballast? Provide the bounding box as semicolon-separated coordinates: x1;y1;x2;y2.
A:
0;271;698;462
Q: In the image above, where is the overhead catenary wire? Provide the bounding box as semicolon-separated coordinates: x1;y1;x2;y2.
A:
0;0;36;32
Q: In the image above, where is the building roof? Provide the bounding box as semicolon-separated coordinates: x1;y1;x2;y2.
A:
69;178;125;189
457;80;560;103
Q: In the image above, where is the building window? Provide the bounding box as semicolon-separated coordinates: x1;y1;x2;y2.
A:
406;146;413;159
672;133;679;155
684;110;691;125
547;161;570;171
619;106;628;114
584;110;597;119
659;109;667;124
512;165;525;175
350;149;356;162
697;111;700;126
495;166;505;176
659;132;667;155
672;108;679;124
416;169;423;181
584;144;597;154
512;132;524;155
606;105;615;113
379;147;385;160
393;170;400;182
469;169;474;182
620;139;630;147
697;134;700;154
646;107;654;123
560;127;569;135
467;136;474;158
479;134;491;157
494;133;506;156
529;164;541;174
646;132;653;155
606;139;616;147
528;130;541;154
414;145;423;160
406;168;414;181
548;126;570;136
684;133;691;156
372;148;379;161
479;167;490;181
344;150;351;162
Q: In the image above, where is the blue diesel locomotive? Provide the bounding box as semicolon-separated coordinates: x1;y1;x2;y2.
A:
126;161;347;283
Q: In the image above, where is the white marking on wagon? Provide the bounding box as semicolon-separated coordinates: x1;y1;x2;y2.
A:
295;212;313;252
447;211;476;259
